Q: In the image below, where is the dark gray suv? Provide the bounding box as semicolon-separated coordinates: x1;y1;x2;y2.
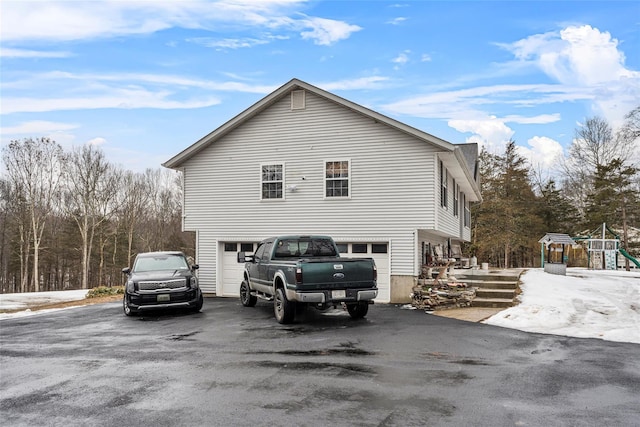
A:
122;251;203;316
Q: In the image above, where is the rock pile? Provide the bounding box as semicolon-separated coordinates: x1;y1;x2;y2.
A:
410;264;476;310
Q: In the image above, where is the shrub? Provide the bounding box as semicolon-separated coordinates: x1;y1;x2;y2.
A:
86;286;125;298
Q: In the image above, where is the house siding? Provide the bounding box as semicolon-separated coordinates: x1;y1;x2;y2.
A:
196;231;218;295
181;91;445;293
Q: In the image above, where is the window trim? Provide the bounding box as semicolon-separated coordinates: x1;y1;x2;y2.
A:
260;162;285;201
324;159;351;199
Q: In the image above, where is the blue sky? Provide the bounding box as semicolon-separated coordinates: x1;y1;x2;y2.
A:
1;0;639;174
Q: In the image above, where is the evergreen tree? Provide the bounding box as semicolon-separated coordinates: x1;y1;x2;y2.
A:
536;180;580;235
584;159;638;229
472;142;544;267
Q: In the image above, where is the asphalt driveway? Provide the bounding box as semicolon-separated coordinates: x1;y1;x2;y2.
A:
1;298;639;426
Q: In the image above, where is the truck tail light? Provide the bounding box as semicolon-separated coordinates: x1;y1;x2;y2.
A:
373;265;377;282
295;267;303;284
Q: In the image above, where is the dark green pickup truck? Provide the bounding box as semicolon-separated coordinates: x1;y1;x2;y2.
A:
237;235;378;323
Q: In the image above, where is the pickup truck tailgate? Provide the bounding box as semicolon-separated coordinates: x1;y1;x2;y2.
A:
298;258;376;289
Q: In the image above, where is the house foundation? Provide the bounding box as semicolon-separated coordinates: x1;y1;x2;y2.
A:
390;275;416;304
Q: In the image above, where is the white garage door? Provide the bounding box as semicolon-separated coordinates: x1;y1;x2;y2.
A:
220;242;257;297
219;241;389;303
336;242;390;303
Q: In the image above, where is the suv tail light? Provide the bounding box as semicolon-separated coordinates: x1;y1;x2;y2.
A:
373;265;377;282
295;267;303;284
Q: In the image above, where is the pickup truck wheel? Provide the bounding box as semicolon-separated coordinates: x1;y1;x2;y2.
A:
347;302;369;319
274;287;295;324
240;280;257;307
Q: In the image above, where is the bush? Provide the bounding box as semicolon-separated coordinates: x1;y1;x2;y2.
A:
86;286;124;298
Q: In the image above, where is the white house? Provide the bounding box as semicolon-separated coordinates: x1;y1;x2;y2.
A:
163;78;482;303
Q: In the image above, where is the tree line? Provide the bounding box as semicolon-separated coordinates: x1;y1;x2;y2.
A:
0;140;194;293
470;108;640;269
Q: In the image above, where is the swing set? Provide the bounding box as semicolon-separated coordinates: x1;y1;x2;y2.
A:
578;223;640;270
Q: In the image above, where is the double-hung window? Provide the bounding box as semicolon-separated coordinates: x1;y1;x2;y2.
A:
453;181;459;217
261;164;284;200
463;193;471;227
440;160;448;208
325;160;350;198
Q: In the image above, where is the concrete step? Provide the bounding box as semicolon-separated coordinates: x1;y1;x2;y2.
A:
460;280;519;289
471;298;515;308
455;274;521;282
453;268;525;309
475;289;516;299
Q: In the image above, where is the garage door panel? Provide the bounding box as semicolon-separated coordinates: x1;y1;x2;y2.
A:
221;242;256;297
337;242;390;303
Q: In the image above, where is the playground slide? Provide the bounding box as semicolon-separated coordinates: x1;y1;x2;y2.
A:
619;248;640;268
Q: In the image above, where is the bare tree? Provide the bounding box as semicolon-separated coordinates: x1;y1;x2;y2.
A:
137;168;181;252
118;171;151;266
0;179;13;292
6;182;33;293
2;138;65;292
562;116;637;219
64;145;121;289
617;106;640;150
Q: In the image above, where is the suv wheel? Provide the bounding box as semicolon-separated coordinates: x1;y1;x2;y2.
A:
123;296;138;317
192;292;204;312
274;287;295;324
347;302;369;319
240;280;257;307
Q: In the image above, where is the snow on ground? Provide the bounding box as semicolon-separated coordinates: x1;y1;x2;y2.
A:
1;268;639;344
484;268;640;344
0;289;89;320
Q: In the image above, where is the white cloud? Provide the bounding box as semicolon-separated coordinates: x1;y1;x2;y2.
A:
0;48;72;58
382;24;639;161
383;84;576;120
503;114;561;125
0;71;288;114
0;1;172;41
502;25;640;125
298;16;362;45
187;37;271;49
387;17;407;25
1;120;78;135
319;76;390;91
516;136;565;170
448;118;515;153
392;50;410;67
2;91;221;114
0;1;360;46
506;25;634;86
420;53;431;62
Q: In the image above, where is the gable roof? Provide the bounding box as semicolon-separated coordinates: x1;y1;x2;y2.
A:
539;233;576;246
163;78;481;200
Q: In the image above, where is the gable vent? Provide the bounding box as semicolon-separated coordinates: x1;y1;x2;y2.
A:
291;90;306;110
